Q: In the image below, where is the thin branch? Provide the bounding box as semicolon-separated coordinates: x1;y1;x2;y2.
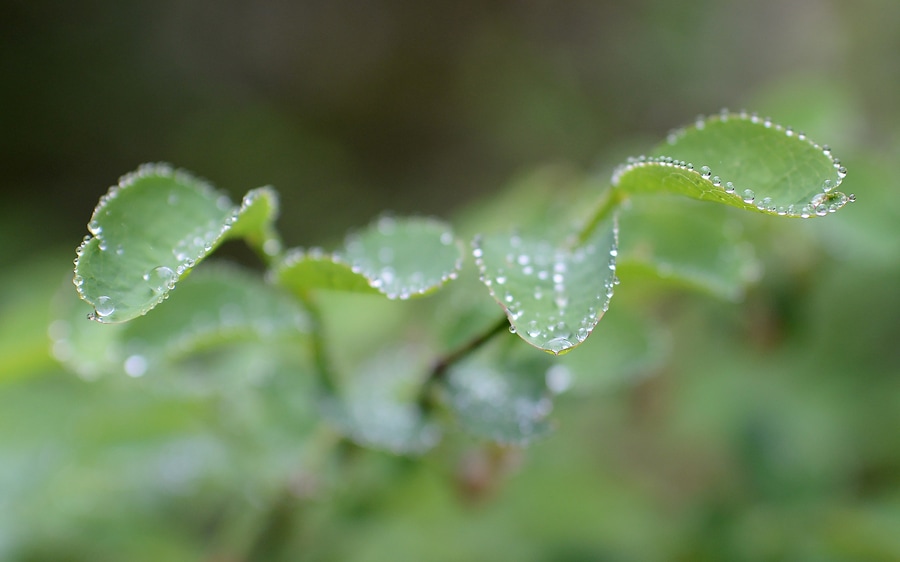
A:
574;187;623;247
418;315;510;407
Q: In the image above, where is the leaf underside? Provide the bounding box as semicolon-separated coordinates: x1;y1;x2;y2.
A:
73;164;279;323
617;196;761;300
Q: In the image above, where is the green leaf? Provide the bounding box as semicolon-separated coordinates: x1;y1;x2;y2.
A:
53;263;307;380
73;164;280;323
445;360;554;445
473;214;619;355
274;216;463;300
612;111;855;218
617;196;761;300
324;347;439;454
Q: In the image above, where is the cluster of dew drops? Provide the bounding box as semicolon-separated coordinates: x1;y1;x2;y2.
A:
611;109;855;218
473;229;619;356
278;215;462;301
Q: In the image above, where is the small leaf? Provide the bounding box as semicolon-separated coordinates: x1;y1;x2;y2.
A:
445;361;554;445
274;216;463;300
74;164;279;323
612;111;855;218
53;263;307;380
324;347;439;454
473;214;619;355
617;196;761;300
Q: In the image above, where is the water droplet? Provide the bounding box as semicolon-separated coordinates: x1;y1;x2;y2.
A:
785;127;794;137
545;337;573;356
725;181;735;194
496;275;507;285
811;192;827;207
742;189;755;204
124;355;148;378
87;220;102;236
95;296;115;318
815;204;828;216
472;247;483;259
144;266;175;293
822;179;834;193
508;324;517;334
700;166;712;178
761;197;775;211
837;166;847;179
712;176;721;187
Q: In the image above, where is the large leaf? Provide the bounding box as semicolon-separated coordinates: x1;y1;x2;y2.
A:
274;216;463;300
617;196;761;300
473;213;619;355
612;111;855;217
53;263;308;381
74;164;280;323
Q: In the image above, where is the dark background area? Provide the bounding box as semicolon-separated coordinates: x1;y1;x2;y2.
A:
4;0;895;253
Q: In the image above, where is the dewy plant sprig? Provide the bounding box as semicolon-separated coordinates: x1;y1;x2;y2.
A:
60;110;854;449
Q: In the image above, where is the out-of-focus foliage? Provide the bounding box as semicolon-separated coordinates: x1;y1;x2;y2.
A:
2;1;898;560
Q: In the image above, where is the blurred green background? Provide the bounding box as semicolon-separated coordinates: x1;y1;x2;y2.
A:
2;0;899;560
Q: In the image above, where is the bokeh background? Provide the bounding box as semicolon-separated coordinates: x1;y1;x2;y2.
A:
2;0;899;560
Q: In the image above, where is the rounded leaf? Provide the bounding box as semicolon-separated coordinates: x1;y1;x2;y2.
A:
612;111;855;218
74;164;279;323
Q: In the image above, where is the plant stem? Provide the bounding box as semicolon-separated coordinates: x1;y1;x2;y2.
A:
295;291;338;395
574;187;623;247
419;315;510;407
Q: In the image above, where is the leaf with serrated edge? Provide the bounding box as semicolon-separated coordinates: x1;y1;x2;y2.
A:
612;110;855;218
274;216;462;299
74;164;279;323
54;263;307;380
473;214;619;355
